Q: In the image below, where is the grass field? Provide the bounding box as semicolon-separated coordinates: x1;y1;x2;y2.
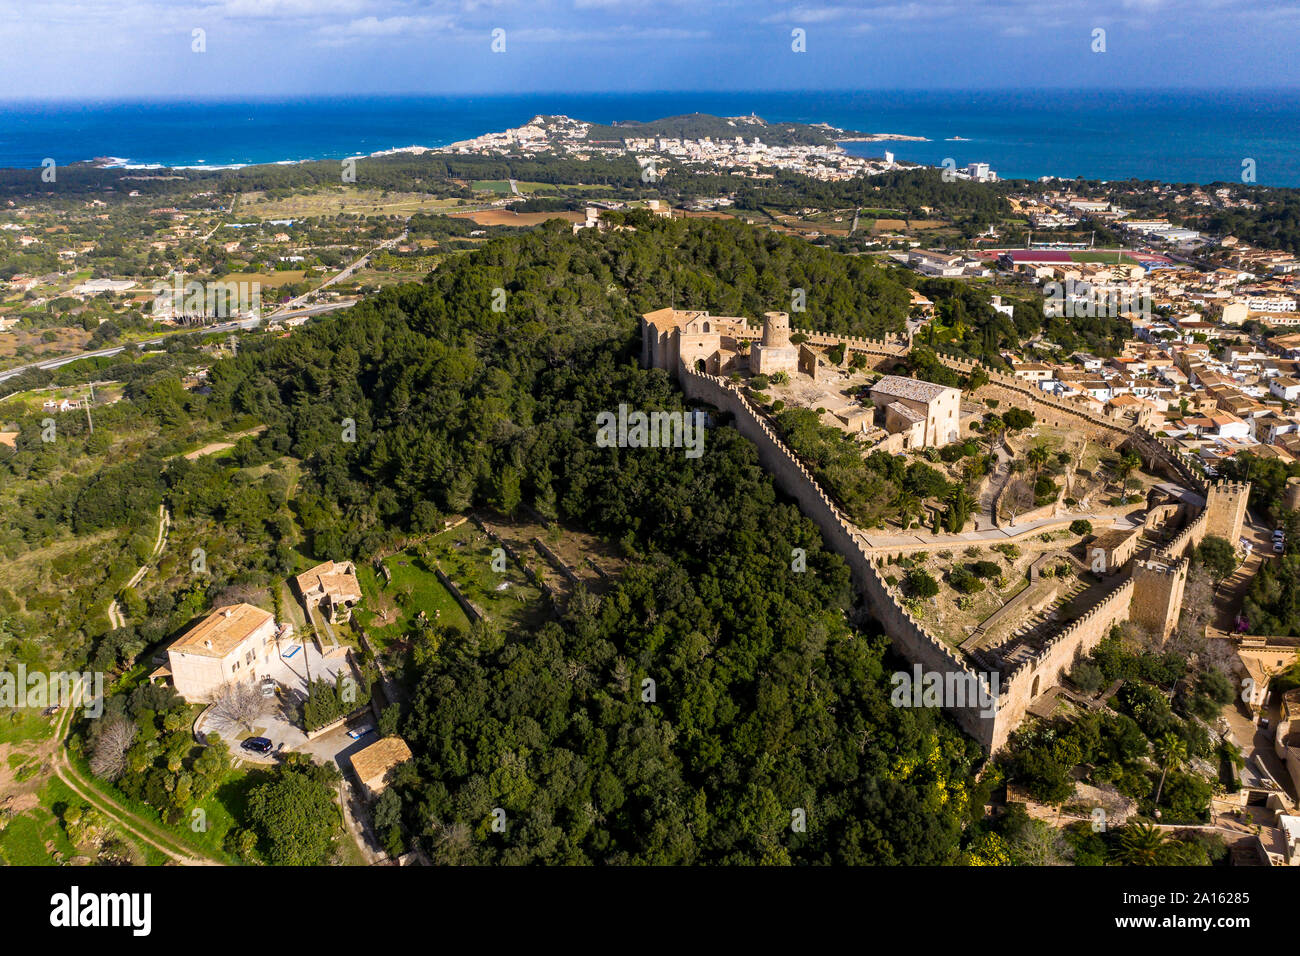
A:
470;180;607;196
448;209;586;227
0;778;80;865
437;522;548;628
353;520;549;648
354;549;472;648
240;188;470;219
1068;250;1140;264
216;270;309;288
0;708;58;747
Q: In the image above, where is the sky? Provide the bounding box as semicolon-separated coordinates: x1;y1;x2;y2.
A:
0;0;1298;100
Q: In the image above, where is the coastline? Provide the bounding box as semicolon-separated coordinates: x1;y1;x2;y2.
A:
5;88;1296;186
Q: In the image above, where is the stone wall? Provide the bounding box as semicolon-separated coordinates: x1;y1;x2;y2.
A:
680;365;1000;747
996;577;1137;745
663;326;1248;752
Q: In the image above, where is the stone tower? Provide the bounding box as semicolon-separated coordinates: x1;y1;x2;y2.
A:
761;310;792;347
1129;559;1187;643
1285;477;1300;513
1203;480;1249;545
750;311;798;376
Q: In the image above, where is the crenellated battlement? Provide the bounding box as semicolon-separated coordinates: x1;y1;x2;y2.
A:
662;322;1249;754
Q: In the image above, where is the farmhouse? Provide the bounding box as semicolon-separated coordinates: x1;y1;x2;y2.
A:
160;603;278;701
351;736;413;798
295;559;363;624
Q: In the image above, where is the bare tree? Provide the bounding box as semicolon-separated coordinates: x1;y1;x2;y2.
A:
1010;819;1070;866
1169;565;1214;658
1002;478;1035;525
89;716;137;781
432;821;473;864
208;681;268;735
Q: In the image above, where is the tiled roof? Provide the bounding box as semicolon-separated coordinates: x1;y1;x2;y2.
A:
885;401;926;424
352;737;413;791
170;604;273;659
871;374;955;405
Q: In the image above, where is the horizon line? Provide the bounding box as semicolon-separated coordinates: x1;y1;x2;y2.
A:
4;85;1300;105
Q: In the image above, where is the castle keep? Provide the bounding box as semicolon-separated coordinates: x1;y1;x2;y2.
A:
644;308;1250;752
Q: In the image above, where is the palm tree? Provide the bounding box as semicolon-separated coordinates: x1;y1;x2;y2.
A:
1115;822;1168;866
1153;732;1187;809
983;414;1005;447
1027;441;1050;477
893;490;921;530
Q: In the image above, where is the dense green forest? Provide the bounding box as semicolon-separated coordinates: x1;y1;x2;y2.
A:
186;213;982;863
0;213;985;862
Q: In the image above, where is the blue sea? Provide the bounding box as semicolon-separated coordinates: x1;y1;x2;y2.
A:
2;90;1299;186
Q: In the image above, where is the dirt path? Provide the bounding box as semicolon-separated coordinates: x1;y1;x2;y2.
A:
51;684;221;865
107;504;170;628
180;424;268;461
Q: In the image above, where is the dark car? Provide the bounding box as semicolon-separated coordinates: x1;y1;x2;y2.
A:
241;736;273;754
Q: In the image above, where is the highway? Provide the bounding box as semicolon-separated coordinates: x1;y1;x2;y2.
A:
0;301;355;384
269;231;406;315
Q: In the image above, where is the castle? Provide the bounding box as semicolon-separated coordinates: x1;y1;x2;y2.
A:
641;307;1252;752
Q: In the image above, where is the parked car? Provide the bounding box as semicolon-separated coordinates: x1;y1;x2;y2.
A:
347;725;376;740
1274;539;1285;553
241;736;273;754
260;678;277;698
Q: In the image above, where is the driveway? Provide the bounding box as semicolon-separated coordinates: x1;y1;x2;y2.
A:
199;639;352;762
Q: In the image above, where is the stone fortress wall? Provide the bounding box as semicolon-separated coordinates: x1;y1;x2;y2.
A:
664;318;1251;752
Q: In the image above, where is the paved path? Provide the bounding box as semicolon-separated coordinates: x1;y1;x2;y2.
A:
974;437;1011;531
859;508;1138;552
1214;510;1272;632
1220;696;1296;804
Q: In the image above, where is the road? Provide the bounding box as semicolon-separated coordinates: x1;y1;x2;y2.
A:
0;302;353;384
269;231;406;315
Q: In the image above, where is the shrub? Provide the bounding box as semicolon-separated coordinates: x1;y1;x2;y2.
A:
971;560;1001;579
949;565;986;594
1070;519;1093;536
907;568;940;598
1069;661;1106;694
1004;407;1035;430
